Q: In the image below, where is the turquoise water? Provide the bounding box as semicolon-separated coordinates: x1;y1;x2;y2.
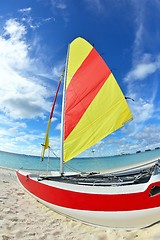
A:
0;149;160;172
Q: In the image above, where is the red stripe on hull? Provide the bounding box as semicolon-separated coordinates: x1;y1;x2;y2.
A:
65;48;111;140
17;172;160;212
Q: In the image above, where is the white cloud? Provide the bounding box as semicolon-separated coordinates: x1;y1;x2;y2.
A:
0;18;54;120
125;54;160;82
52;63;64;78
0;62;49;119
0;120;45;155
125;1;160;83
131;124;160;150
50;0;69;23
0;132;41;155
3;18;26;41
18;6;55;30
124;1;159;82
85;0;103;12
127;96;155;124
123;1;160;149
0;17;64;155
55;123;61;130
0;19;30;70
0;120;26;137
135;125;160;140
18;7;32;13
51;0;67;10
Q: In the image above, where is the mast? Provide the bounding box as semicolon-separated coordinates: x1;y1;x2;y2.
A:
60;44;70;175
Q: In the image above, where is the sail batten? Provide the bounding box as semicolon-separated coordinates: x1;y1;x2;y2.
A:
63;37;133;162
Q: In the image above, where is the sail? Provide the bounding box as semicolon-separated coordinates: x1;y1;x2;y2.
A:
42;72;63;160
41;119;51;160
64;37;132;162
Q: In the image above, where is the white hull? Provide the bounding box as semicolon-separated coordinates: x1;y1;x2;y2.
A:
35;194;160;229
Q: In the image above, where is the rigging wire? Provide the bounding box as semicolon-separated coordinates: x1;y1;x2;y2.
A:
49;147;85;173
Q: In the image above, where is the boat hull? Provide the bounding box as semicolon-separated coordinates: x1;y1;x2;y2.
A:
16;170;160;229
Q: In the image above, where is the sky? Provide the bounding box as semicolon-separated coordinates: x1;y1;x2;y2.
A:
0;0;160;158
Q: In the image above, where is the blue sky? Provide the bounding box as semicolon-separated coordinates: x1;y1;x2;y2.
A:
0;0;160;157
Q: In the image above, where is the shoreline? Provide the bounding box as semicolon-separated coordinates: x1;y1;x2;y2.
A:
1;168;160;239
0;156;159;175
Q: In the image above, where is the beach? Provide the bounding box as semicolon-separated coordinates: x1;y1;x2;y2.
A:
1;168;160;240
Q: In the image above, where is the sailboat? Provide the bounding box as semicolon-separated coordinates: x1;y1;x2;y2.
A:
16;37;160;229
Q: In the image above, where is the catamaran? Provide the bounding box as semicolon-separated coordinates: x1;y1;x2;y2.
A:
17;37;160;229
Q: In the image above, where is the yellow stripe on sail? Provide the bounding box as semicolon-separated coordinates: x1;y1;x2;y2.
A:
41;119;51;160
64;73;133;162
66;37;93;88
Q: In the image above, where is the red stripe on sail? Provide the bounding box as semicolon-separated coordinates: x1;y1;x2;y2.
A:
65;48;111;140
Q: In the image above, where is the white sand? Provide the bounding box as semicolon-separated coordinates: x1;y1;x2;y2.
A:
1;168;160;240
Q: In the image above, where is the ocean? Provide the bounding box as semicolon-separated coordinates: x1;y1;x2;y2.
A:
0;149;160;173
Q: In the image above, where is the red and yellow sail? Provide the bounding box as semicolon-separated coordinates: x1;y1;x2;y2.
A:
64;37;132;162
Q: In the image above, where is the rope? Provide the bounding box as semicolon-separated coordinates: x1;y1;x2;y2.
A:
50;147;85;173
65;162;85;173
